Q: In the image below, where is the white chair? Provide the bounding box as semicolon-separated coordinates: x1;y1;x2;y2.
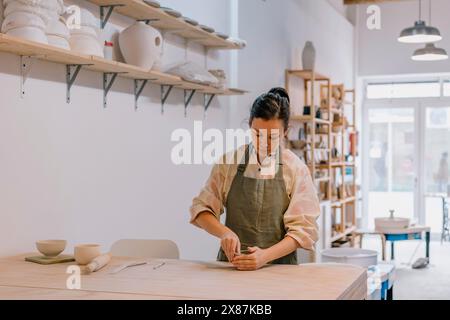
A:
110;239;180;259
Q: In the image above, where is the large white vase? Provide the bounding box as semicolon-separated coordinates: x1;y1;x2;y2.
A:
302;41;316;71
119;22;163;71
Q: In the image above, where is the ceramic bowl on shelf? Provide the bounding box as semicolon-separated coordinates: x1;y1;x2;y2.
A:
143;0;161;8
199;24;215;33
36;240;67;257
3;0;62;25
69;32;104;57
215;32;229;40
6;26;49;44
78;8;99;29
160;7;182;18
119;21;163;70
1;11;47;33
46;17;70;39
182;16;199;26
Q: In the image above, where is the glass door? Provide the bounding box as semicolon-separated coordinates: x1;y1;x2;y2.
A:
423;106;450;233
365;106;418;228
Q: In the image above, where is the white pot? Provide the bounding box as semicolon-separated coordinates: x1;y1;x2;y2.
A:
302;41;316;71
69;33;103;57
6;26;48;44
4;1;58;24
70;25;99;38
119;21;163;70
4;0;64;13
321;248;378;268
46;17;70;39
48;34;70;50
1;11;46;33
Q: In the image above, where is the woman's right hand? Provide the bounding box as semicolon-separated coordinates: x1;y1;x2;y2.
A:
220;230;241;262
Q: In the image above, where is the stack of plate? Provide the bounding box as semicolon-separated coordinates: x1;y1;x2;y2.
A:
69;8;104;57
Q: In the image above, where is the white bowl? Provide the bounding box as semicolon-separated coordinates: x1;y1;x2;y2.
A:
46;18;70;39
78;8;98;29
4;0;64;13
1;11;46;33
321;248;378;268
6;26;48;44
69;33;103;57
119;21;162;70
48;34;70;50
36;240;67;257
74;244;101;265
4;1;58;24
70;25;99;38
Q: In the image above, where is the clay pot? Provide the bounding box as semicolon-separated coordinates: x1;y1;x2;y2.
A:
119;22;163;70
302;41;316;71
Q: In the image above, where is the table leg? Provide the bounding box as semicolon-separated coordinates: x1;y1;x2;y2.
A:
390;241;395;261
381;234;386;261
425;231;430;260
387;286;393;300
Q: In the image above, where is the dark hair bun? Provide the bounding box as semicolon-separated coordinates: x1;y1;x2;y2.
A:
268;87;290;103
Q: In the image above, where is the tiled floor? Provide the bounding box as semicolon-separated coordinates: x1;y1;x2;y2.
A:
362;237;450;300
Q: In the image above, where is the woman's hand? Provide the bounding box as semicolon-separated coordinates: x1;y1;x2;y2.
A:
220;230;241;262
232;246;269;271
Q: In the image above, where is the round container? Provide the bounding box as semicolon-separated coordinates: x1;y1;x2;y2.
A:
69;32;104;57
46;18;70;39
1;11;46;33
74;244;101;265
321;248;378;268
36;240;67;257
119;21;162;70
48;34;70;49
6;26;48;44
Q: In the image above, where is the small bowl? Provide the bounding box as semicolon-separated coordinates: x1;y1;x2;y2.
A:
74;244;101;265
36;240;67;257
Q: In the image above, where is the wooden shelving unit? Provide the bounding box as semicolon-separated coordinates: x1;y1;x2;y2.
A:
285;70;359;248
87;0;241;49
0;0;247;110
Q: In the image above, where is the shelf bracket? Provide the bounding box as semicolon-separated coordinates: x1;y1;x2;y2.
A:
203;93;216;118
103;72;118;108
184;89;196;117
160;85;174;115
66;64;84;104
134;79;148;110
100;4;125;29
20;56;35;98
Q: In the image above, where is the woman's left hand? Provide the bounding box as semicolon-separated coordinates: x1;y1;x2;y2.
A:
231;247;269;271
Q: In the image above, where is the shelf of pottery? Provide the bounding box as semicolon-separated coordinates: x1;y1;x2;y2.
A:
0;0;247;109
285;69;359;248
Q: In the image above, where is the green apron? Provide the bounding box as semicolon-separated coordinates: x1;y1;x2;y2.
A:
217;144;298;265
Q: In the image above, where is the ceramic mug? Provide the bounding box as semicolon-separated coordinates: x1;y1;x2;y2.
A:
74;244;101;265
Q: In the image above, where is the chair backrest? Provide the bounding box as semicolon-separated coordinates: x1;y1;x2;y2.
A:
110;239;180;259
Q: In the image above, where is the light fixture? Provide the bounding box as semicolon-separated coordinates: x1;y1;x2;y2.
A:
398;0;442;43
412;43;448;61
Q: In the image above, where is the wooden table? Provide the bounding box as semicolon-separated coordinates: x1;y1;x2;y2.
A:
0;254;367;300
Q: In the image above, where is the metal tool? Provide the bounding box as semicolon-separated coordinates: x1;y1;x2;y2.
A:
109;260;149;274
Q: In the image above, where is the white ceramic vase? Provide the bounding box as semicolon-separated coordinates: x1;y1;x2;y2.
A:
119;21;163;70
302;41;316;71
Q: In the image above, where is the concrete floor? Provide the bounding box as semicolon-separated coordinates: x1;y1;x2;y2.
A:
362;237;450;300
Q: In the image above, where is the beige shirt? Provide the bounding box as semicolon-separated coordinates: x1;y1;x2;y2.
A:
190;144;321;251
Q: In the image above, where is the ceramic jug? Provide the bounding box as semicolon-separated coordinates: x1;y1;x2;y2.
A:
302;41;316;71
119;22;163;71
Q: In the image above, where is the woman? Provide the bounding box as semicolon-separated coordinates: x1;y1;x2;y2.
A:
190;87;320;270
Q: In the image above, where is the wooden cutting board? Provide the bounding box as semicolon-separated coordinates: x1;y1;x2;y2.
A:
25;255;75;265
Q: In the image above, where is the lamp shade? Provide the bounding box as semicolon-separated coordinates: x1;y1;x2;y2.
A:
412;43;448;61
398;20;442;43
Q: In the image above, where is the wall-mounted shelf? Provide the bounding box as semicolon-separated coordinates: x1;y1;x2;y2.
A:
0;34;246;110
87;0;242;50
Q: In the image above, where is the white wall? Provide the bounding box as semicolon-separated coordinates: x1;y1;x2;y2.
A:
0;0;355;260
357;0;450;77
231;0;355;129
